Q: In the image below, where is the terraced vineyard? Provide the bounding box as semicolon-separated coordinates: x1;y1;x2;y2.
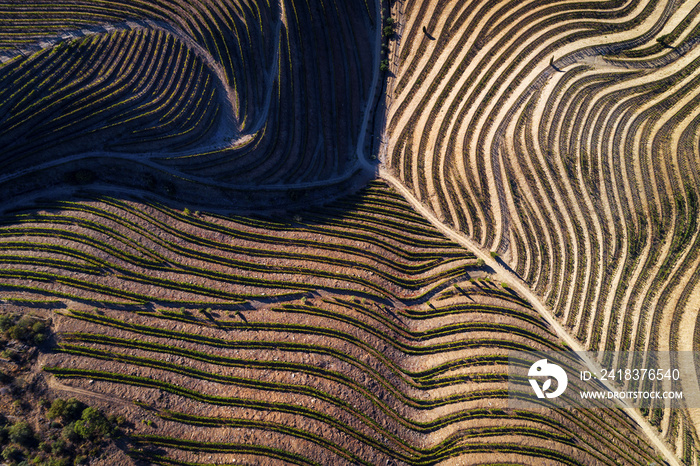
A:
0;28;220;169
0;0;376;185
1;0;699;464
0;182;479;306
0;182;658;465
384;0;700;459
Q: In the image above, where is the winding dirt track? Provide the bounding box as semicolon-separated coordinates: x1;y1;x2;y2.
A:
45;372;133;407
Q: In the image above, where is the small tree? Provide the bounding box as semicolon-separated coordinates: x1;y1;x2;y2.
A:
47;399;67;420
0;315;12;332
48;398;85;424
8;421;34;446
8;324;28;341
64;398;85;422
1;444;23;462
74;407;111;440
61;422;80;442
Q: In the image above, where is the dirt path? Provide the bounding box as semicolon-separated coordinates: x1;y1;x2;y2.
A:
45;372;133;407
0;150;365;193
380;169;683;466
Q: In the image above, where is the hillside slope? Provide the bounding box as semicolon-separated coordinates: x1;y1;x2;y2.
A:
0;0;377;185
1;181;661;465
383;0;700;458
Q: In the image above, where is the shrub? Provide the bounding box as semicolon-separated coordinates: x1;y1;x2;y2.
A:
61;423;79;443
380;60;390;72
17;316;34;329
1;444;23;462
48;399;84;424
107;415;126;427
50;438;68;455
8;421;34;446
46;400;67;420
8;324;29;341
63;399;84;422
73;408;111;440
1;315;49;346
31;322;46;335
48;457;70;466
164;182;176;196
0;315;12;332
